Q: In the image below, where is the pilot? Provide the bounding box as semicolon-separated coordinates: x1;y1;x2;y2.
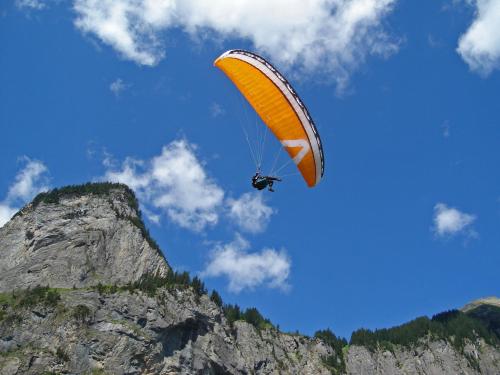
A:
251;172;281;192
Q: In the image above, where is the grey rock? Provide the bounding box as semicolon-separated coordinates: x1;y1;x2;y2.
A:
0;288;332;374
0;186;169;292
345;339;500;375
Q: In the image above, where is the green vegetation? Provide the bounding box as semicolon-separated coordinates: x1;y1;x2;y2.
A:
314;329;348;375
1;313;22;325
95;283;119;295
242;307;274;330
466;305;500;338
90;272;209;301
30;182;137;209
88;369;108;375
210;290;223;307
0;286;62;326
223;303;241;325
10;286;61;308
123;271;207;297
72;304;92;323
190;276;209;298
223;304;275;331
350;309;500;353
0;292;15;306
56;346;69;362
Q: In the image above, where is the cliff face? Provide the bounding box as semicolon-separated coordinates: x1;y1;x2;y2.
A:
0;184;169;292
0;183;499;375
344;297;500;375
0;288;332;375
346;339;500;375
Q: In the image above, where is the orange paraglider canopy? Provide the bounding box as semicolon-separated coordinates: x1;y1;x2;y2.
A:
214;49;324;187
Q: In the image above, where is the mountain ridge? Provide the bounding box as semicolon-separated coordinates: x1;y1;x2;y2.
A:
462;297;500;313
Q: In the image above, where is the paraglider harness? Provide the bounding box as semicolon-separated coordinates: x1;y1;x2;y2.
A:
251;172;281;192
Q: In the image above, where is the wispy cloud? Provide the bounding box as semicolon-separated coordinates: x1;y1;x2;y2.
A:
6;157;50;203
73;0;399;91
433;202;477;238
226;192;275;233
457;0;500;76
0;157;50;227
109;78;128;97
441;120;450;138
102;139;225;231
210;102;225;118
427;34;441;48
16;0;46;10
202;235;291;293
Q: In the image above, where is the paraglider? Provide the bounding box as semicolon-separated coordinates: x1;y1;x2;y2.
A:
214;49;324;189
251;172;281;192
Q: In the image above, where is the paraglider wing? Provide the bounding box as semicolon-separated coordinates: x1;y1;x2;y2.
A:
214;49;324;187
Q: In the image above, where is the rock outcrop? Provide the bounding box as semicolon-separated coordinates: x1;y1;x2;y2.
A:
0;183;499;374
346;339;500;375
0;184;169;292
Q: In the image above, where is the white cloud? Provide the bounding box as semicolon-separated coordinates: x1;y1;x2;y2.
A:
202;235;290;293
6;157;50;203
0;205;18;228
227;192;275;233
73;0;398;90
16;0;46;10
457;0;500;75
0;157;50;228
141;206;161;224
109;78;128;96
74;0;174;65
433;203;477;237
103;139;225;231
105;157;150;191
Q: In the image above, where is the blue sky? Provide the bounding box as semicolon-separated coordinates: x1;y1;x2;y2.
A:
1;0;500;339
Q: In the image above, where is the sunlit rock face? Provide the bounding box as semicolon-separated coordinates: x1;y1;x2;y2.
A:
0;184;169;292
346;339;500;375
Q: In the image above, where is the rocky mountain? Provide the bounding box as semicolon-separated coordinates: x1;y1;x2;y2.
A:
0;184;169;292
1;183;499;374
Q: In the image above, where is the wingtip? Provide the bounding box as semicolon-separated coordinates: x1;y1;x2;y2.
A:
213;50;236;66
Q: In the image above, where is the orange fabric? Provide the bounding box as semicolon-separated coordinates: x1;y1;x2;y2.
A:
215;57;316;187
